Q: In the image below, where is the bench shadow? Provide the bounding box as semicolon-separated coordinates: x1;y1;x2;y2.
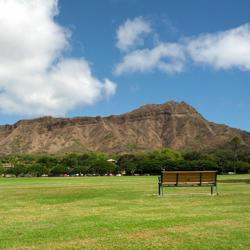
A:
151;192;217;197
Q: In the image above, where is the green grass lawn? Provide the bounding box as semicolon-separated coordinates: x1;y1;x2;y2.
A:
0;175;250;250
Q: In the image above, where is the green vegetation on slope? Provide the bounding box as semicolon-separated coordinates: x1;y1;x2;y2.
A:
0;175;250;250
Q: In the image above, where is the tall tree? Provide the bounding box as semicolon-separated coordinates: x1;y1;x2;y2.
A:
230;136;242;173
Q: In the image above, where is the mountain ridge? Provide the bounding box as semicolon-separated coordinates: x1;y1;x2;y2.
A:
0;101;249;154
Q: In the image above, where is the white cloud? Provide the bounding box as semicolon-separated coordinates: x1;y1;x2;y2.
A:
115;21;250;75
187;24;250;71
0;0;116;116
102;79;117;98
114;43;185;75
116;17;151;52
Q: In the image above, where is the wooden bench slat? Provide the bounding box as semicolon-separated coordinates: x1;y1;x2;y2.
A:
158;170;218;195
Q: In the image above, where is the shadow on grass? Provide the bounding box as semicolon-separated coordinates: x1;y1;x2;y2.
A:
156;193;215;197
218;179;250;184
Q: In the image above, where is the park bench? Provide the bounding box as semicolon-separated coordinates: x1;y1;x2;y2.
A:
158;171;218;195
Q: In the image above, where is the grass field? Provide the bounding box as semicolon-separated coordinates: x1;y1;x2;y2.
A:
0;175;250;250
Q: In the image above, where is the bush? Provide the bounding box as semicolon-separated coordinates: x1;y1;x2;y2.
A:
26;164;48;177
0;165;4;175
4;164;27;177
163;160;218;172
50;165;69;176
223;161;250;174
89;160;116;175
70;165;90;175
117;154;138;175
183;151;215;161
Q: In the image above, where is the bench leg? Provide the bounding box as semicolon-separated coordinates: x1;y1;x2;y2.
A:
158;184;164;196
215;185;218;195
211;186;213;195
158;183;161;195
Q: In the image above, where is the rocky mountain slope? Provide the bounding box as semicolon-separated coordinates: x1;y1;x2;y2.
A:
0;101;249;154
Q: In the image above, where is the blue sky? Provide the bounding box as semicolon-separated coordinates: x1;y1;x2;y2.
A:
0;0;250;131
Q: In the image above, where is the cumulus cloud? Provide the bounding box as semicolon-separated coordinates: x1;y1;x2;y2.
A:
0;0;116;116
114;43;185;75
115;21;250;75
187;24;250;71
116;17;151;52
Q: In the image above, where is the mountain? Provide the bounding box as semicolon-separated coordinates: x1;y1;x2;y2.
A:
0;101;249;154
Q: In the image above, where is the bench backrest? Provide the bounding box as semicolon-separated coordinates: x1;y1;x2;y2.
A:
161;171;217;185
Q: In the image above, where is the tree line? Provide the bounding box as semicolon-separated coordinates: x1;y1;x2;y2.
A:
0;144;250;177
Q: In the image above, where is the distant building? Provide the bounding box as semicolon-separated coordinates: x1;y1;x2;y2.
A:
107;159;117;163
2;163;14;169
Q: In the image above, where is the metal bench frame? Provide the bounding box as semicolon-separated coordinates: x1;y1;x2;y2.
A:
158;171;218;195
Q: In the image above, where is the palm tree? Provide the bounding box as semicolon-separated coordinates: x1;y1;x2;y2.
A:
230;136;242;173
